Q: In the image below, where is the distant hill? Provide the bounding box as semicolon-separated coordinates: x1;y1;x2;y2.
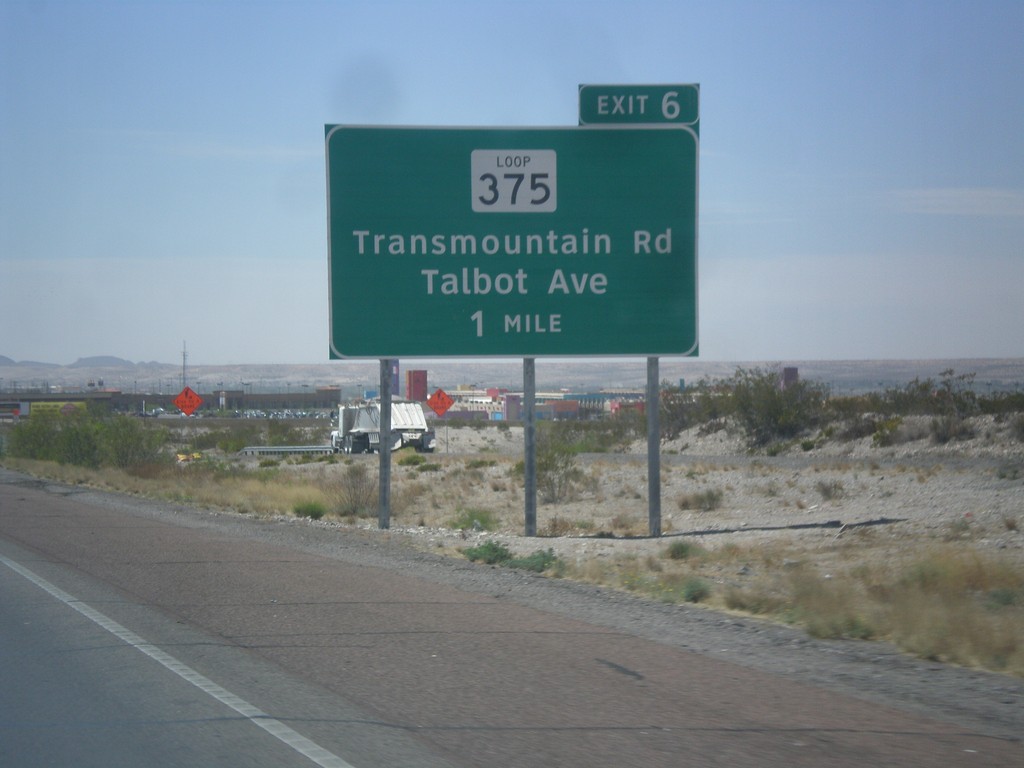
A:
68;356;136;369
0;357;59;368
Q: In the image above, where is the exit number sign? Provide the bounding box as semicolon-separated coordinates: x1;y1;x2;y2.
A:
579;84;699;127
326;123;698;359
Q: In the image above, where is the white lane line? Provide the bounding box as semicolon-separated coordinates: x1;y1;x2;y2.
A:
1;554;356;768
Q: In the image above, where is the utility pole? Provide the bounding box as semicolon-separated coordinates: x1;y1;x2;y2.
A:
181;341;188;389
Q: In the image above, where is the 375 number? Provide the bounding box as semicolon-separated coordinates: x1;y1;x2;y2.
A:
471;149;557;212
476;172;551;207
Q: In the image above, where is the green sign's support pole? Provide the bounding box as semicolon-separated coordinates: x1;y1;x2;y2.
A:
524;358;537;537
378;358;392;530
647;357;661;537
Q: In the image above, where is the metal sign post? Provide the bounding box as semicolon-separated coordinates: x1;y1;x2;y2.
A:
378;358;392;530
523;358;537;537
647;357;661;537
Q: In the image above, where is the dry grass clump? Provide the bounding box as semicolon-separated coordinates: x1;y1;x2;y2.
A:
675;488;724;511
560;533;1024;675
723;544;1023;675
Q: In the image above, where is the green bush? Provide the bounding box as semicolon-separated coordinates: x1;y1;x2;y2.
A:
665;540;705;560
8;411;164;469
872;417;903;447
727;367;829;449
267;419;303;446
462;540;513;565
682;577;712;603
8;412;62;462
461;541;561;573
540;417;642;454
101;415;165;468
535;428;585;503
293;500;326;520
449;507;499;532
660;379;729;441
509;548;559;573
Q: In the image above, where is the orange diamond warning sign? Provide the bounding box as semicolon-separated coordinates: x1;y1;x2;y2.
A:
427;388;454;417
173;386;203;416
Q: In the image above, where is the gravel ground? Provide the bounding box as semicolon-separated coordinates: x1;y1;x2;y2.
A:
387;417;1024;573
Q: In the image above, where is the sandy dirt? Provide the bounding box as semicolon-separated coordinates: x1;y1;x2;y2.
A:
370;418;1024;581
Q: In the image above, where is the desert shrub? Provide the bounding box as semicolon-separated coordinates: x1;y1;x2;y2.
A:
54;413;102;468
8;412;64;462
816;479;844;500
787;566;876;640
880;370;980;419
461;541;561;573
676;488;724;511
724;587;788;616
660;379;730;441
929;414;975;444
980;391;1024;417
330;463;377;517
872;417;904;447
1011;416;1024;443
266;419;303;446
509;548;560;573
8;411;165;470
462;540;513;565
837;416;879;441
665;540;705;560
539;418;640;454
449;507;499;532
397;452;426;467
726;367;829;448
101;415;165;468
293;500;326;520
541;515;575;537
882;549;1024;670
682;577;712;603
536;430;585;503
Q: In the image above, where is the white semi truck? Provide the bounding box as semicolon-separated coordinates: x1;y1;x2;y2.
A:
330;400;436;454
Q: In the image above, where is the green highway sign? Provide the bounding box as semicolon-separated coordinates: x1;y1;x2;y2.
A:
579;84;699;128
326;125;697;359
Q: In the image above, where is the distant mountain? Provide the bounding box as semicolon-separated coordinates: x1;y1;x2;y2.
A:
68;356;136;369
0;357;59;368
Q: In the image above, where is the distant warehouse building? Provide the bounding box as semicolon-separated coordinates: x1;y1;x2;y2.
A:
406;370;428;401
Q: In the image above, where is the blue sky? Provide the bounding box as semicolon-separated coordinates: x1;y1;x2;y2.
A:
2;0;1022;365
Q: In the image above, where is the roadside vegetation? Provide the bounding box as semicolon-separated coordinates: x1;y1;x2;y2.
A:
559;535;1024;676
1;367;1022;676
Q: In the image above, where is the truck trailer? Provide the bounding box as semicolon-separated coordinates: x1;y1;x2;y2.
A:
330;400;436;454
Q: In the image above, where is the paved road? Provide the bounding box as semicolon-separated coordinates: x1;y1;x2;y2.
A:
1;469;1020;767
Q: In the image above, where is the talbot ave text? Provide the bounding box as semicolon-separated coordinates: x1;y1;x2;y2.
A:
350;227;674;338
